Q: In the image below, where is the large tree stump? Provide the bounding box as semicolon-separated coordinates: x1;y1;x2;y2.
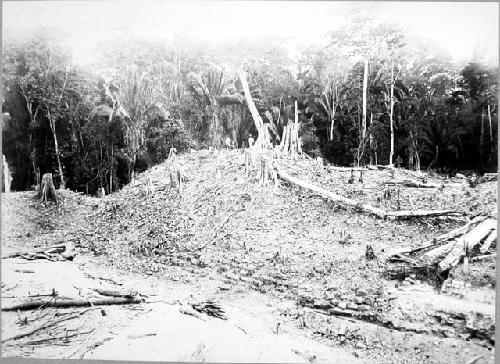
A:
39;173;58;205
169;169;182;193
259;156;270;186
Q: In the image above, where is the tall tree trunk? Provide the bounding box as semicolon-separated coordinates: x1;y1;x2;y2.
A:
23;95;39;187
389;60;395;166
369;113;373;165
480;107;485;171
3;154;12;193
329;102;336;141
362;58;368;141
110;145;114;193
487;104;492;142
108;108;114;193
212;110;221;146
239;71;268;148
47;110;65;190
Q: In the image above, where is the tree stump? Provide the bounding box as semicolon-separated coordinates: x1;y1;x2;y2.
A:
259;157;269;186
39;173;58;205
170;169;182;193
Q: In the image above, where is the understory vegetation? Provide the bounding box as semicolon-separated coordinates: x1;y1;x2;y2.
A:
2;17;497;194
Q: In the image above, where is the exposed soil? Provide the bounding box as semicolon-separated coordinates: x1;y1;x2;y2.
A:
1;149;496;363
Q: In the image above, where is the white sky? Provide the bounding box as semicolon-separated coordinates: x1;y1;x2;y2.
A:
3;1;499;65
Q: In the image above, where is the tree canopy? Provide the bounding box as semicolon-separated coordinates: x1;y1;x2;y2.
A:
2;20;497;194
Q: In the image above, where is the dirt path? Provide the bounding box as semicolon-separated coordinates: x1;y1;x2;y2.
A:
1;192;368;363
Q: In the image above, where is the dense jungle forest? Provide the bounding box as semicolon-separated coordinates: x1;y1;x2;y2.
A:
2;18;498;195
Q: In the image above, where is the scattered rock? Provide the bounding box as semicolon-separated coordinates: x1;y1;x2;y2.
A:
346;302;359;310
355;288;368;297
355;341;367;350
219;284;231;291
313;300;331;310
357;304;371;312
354;296;364;304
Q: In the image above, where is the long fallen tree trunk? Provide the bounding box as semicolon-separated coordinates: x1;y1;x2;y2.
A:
2;297;143;311
275;166;457;219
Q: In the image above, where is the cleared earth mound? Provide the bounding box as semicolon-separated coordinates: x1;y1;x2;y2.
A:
79;149;496;292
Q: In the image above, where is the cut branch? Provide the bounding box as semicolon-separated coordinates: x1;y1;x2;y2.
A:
1;312;82;343
2;297;143;311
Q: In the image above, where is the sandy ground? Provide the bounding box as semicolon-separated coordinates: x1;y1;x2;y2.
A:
0;150;496;364
1;192;368;363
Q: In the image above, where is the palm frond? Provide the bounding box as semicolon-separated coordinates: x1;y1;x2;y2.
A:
191;300;227;320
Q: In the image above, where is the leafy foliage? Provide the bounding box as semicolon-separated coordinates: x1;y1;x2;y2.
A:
2;23;497;193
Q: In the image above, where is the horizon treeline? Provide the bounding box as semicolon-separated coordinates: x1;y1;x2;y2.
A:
2;19;497;194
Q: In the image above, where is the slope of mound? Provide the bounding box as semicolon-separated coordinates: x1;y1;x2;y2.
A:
79;149;495;296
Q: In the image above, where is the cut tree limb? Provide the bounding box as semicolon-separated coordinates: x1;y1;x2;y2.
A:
3;244;75;261
471;253;496;262
93;288;138;299
385;209;457;218
275;166;457;219
2;297;143;311
479;173;497;183
328;166;367;172
383;180;441;188
1;310;90;343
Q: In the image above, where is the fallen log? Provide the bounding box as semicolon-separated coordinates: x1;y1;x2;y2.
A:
421;240;456;264
2;244;66;259
471;253;496;262
2;297;143;311
382;215;488;259
275;166;386;218
479;230;497;254
3;244;75;261
383;180;441;189
385;209;457;218
93;288;138;299
438;218;496;272
386;215;497;278
275;166;457;219
478;173;497;183
432;215;488;244
327;166;367;172
367;165;394;170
